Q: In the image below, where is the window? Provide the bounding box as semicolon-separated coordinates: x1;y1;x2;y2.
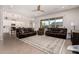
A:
49;20;56;28
41;20;49;28
40;17;63;28
55;19;63;28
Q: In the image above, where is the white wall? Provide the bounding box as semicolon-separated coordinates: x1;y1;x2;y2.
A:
34;7;79;32
0;8;3;40
3;11;32;33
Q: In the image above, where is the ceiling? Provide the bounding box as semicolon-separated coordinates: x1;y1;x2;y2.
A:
2;5;79;18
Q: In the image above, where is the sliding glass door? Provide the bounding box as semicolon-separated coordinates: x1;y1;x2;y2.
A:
40;17;63;28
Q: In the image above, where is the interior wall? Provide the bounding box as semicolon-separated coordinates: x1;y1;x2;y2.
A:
3;11;32;33
34;7;79;32
0;8;3;40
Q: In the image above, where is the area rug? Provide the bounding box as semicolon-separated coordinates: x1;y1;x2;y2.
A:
20;35;65;54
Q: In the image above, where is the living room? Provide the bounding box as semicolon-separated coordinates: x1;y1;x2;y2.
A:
0;5;79;54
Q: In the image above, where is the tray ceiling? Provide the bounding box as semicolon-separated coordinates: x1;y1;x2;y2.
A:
2;5;79;18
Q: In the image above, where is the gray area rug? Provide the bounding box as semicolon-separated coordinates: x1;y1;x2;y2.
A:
20;35;65;54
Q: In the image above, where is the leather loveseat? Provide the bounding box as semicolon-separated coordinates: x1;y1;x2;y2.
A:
16;27;36;39
45;28;67;39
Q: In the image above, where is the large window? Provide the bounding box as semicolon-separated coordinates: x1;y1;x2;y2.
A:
41;20;49;28
40;17;63;28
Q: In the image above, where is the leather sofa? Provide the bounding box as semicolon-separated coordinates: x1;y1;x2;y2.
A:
45;28;67;39
71;31;79;45
16;27;36;39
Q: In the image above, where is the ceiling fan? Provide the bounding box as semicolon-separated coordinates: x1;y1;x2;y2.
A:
32;5;44;12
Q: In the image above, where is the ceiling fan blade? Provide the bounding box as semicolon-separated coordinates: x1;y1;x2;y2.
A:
32;10;37;12
40;10;44;12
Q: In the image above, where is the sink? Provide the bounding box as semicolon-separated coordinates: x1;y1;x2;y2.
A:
67;45;79;52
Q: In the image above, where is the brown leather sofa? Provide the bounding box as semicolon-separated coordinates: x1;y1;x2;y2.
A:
71;31;79;45
45;28;67;39
16;27;36;39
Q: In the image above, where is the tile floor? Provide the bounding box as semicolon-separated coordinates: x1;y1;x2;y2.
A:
0;33;72;54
